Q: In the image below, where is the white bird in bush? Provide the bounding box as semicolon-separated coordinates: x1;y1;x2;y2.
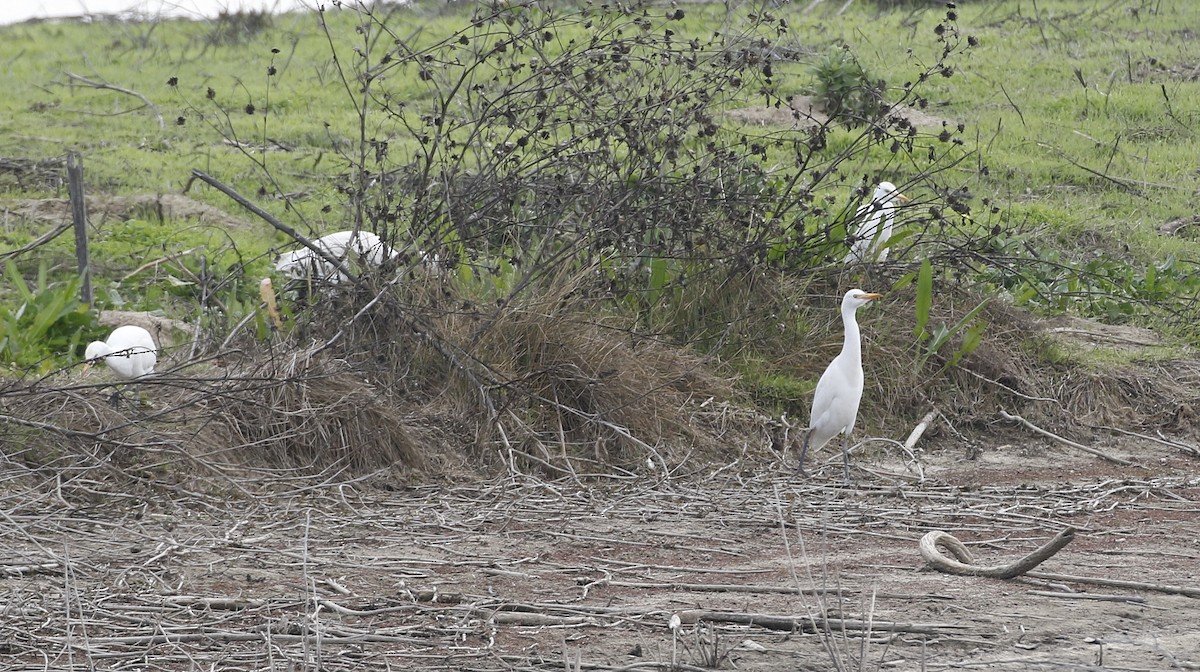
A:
84;325;158;379
844;181;909;264
275;230;397;284
798;288;882;481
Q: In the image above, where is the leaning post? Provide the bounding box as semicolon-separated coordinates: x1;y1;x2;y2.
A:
66;151;93;308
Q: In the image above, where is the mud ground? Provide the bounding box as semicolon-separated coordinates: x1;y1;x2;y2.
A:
2;433;1198;671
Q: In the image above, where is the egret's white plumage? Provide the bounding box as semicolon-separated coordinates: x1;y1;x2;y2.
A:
84;325;158;379
798;288;882;480
275;230;397;284
845;182;909;264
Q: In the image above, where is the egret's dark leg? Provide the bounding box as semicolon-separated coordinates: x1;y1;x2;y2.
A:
796;429;812;476
841;435;852;483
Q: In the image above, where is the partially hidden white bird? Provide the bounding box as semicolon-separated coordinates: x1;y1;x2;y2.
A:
844;181;909;264
84;325;158;379
798;288;882;481
274;230;397;284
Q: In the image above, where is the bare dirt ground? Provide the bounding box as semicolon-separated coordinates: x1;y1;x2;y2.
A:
727;94;959;131
2;431;1198;672
0;194;256;231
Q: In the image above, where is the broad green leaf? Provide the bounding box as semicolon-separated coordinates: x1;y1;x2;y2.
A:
947;299;990;336
891;269;918;292
915;258;932;339
950;320;987;367
6;261;34;304
647;256;668;307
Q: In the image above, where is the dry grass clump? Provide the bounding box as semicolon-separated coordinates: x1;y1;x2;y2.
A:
855;279;1200;450
11;252;742;492
289;266;743;476
0;345;433;500
463;303;735;473
200;347;427;473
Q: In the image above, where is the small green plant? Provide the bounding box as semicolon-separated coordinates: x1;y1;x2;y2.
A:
810;46;886;125
912;259;987;372
0;261;98;373
971;225;1200;329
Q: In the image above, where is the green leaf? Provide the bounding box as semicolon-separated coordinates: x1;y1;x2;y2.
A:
948;299;990;337
926;323;951;355
915;258;933;340
950;320;987;367
647;256;668;307
891;268;918;292
6;261;34;304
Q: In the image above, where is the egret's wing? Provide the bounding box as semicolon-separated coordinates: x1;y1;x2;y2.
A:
140;348;158;375
807;358;856;450
846;203;884;262
275;248;309;274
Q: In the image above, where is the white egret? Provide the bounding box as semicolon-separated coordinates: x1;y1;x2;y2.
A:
844;181;909;264
83;325;158;379
798;288;882;481
275;230;397;284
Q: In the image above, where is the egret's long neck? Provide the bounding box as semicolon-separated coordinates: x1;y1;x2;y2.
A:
841;306;862;366
879;201;895;236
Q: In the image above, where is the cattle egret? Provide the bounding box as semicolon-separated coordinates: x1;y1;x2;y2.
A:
84;325;158;379
275;230;396;284
845;182;909;264
798;288;882;481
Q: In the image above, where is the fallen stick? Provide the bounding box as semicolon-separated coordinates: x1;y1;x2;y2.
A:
588;578;951;601
1025;571;1200;599
1154;429;1200;458
0;561;61;576
187;169;355;283
1026;590;1145;604
48;630;427;647
165;596;268;610
1088;423;1200;458
920;528;1076;579
999;410;1134;466
490;612;593;626
903;409;938;452
674;609;966;635
66;71;164;129
0;220;72;262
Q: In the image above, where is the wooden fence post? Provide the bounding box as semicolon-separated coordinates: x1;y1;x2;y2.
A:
66;151;93;308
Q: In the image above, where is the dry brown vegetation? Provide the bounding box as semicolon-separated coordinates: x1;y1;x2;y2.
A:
5;184;1200;672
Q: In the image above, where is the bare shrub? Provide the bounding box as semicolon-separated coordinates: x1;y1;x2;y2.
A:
158;0;982;476
152;1;1015;480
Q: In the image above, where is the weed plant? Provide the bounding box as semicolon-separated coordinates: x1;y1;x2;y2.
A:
179;0;981;468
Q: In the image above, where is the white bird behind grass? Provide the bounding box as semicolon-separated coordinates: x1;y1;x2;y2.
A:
798;288;882;481
84;325;158;379
275;230;397;284
845;181;909;264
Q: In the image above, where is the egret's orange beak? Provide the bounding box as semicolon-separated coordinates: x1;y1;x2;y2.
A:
81;361;95;375
862;293;884;301
896;193;910;204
